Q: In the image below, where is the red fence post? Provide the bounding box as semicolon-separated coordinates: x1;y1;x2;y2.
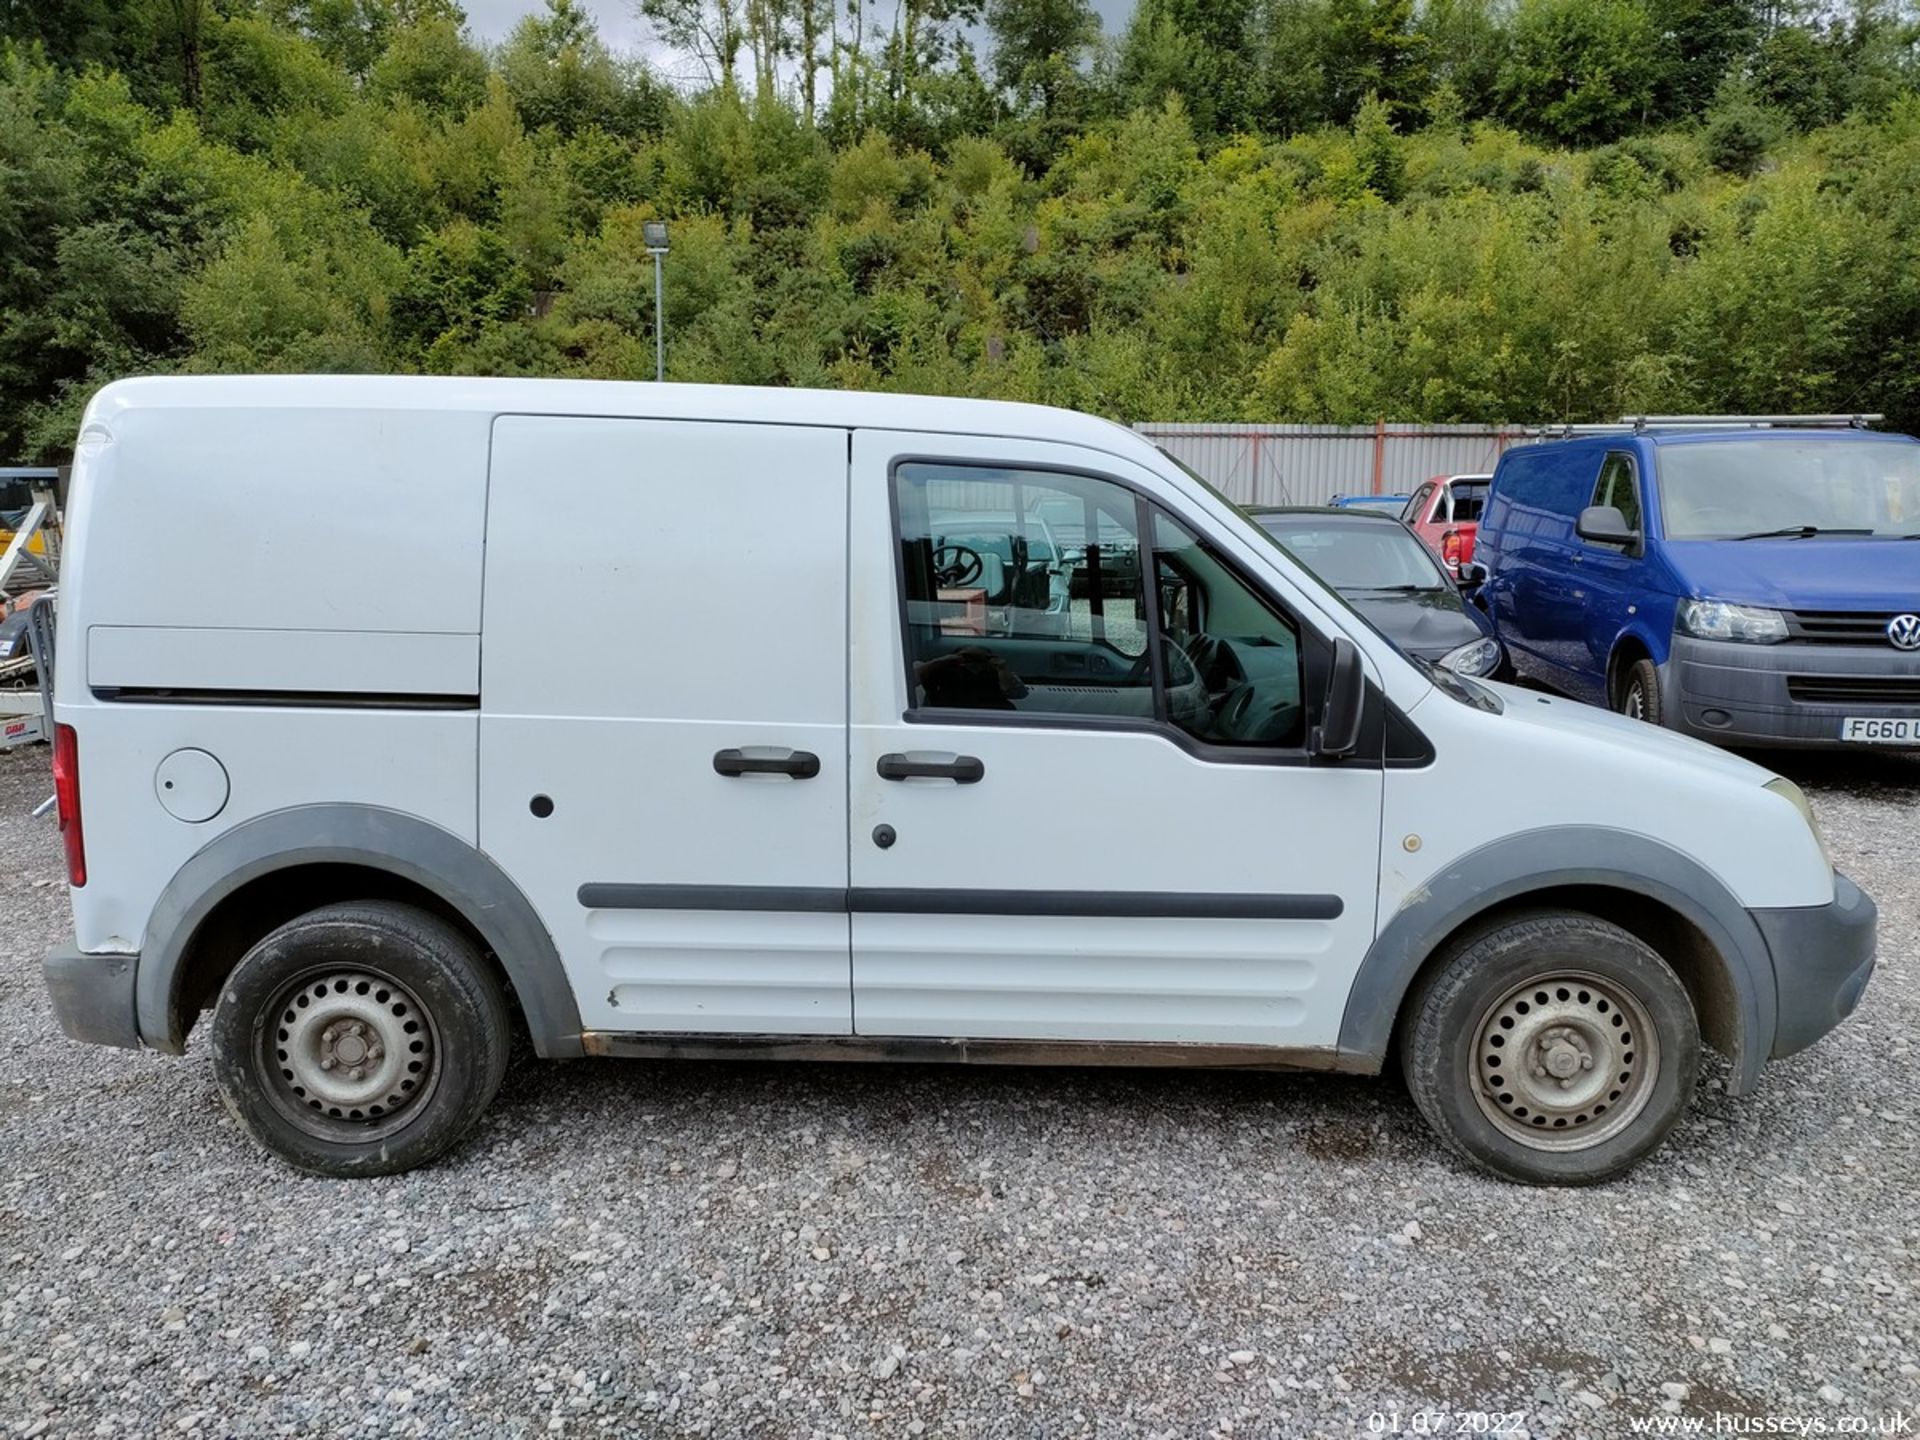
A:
1372;419;1386;495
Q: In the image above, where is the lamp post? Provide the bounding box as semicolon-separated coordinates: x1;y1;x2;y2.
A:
642;221;670;382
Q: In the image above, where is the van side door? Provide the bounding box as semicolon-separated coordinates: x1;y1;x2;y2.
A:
1575;450;1649;701
845;431;1384;1052
478;417;853;1038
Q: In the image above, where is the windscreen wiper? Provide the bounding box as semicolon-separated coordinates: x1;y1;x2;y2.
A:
1732;525;1875;540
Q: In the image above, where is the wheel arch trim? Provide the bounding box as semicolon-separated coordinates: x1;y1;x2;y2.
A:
1338;826;1776;1095
136;804;584;1058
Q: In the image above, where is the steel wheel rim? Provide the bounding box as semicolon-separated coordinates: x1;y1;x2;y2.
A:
1470;969;1660;1151
257;967;441;1142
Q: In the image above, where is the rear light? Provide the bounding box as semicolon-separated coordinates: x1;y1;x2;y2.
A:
52;723;85;888
1441;530;1463;568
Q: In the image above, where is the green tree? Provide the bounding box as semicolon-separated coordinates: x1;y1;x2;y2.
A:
1495;0;1657;144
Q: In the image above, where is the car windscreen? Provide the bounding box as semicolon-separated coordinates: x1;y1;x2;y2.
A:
1657;439;1920;539
1254;517;1453;592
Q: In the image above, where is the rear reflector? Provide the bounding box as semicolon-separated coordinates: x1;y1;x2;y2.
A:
52;723;84;888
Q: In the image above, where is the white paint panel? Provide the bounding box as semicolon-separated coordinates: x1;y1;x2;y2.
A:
590;910;853;1032
478;416;853;1036
74;404;489;637
87;627;479;695
854;915;1320;1042
66;705;477;955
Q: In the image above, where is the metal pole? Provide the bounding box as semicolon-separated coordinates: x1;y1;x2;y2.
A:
652;252;665;383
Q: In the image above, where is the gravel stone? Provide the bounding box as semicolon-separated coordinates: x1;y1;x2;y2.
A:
0;745;1916;1436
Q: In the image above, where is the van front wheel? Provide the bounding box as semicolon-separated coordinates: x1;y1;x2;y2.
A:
1399;912;1699;1185
1618;658;1663;726
209;901;512;1177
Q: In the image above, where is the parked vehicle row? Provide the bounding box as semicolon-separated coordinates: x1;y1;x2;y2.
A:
42;379;1874;1189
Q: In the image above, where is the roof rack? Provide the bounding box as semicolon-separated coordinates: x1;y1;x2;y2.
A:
1528;414;1882;438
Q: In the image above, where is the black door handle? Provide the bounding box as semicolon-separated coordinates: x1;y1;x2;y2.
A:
713;748;821;779
877;753;985;784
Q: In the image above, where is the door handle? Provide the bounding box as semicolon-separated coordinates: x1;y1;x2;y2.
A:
713;748;821;779
877;753;985;784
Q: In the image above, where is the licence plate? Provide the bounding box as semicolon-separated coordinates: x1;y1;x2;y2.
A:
1841;716;1918;744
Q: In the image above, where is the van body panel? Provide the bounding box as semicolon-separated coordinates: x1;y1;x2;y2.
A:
69;705;479;955
845;429;1385;1047
74;402;489;638
476;416;854;1035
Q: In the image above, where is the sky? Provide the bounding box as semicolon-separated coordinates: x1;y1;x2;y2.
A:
461;0;1136;57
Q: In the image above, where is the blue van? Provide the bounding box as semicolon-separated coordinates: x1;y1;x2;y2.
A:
1475;417;1920;748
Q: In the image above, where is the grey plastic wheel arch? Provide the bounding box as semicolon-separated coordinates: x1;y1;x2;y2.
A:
136;804;583;1059
1338;826;1777;1097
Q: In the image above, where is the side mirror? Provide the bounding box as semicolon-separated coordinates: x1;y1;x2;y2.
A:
1457;559;1489;587
1576;505;1637;547
1312;637;1365;760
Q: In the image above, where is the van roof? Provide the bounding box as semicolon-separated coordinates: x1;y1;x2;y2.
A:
83;375;1161;467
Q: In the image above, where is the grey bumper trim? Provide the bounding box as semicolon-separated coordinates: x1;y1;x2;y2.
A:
1752;870;1878;1059
1664;635;1920;748
44;945;141;1050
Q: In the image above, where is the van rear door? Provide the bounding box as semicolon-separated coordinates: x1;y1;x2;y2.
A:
479;417;852;1037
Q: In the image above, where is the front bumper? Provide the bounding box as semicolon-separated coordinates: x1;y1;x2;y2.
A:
1752;871;1877;1059
1663;636;1920;748
44;944;142;1049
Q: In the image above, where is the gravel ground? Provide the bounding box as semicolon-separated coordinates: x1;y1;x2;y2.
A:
1;744;1915;1439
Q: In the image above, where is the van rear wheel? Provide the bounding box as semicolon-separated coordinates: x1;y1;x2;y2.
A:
210;902;511;1177
1399;911;1699;1185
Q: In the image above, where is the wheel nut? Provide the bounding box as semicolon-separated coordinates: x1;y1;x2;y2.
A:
320;1056;336;1071
368;1044;384;1062
348;1066;364;1081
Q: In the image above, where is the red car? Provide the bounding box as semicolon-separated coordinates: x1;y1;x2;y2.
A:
1401;473;1490;578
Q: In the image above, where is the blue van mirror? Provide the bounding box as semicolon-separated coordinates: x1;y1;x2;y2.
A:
1577;505;1638;547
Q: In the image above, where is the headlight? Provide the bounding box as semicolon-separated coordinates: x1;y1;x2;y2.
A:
1439;637;1501;677
1678;599;1788;644
1765;777;1833;871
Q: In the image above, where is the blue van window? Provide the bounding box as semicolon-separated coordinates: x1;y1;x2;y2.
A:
1658;439;1920;539
1591;453;1641;535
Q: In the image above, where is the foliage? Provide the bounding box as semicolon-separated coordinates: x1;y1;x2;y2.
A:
5;0;1920;459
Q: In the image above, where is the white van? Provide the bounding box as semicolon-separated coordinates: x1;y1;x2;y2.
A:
42;377;1876;1185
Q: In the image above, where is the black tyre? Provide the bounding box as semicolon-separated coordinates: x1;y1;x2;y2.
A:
210;901;511;1177
1618;657;1663;726
1399;911;1699;1185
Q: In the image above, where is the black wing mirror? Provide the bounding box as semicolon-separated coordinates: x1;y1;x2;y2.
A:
1576;505;1637;547
1456;559;1489;587
1312;637;1365;760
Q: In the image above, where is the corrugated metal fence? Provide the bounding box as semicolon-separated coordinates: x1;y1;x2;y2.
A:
1134;423;1538;507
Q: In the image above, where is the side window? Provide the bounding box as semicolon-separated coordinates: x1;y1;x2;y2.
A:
1402;484;1433;524
1151;512;1306;749
1589;453;1641;540
893;463;1310;751
895;464;1152;719
1451;483;1487;523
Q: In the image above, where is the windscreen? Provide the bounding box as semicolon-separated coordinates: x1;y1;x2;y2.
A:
1256;519;1451;591
1658;439;1920;538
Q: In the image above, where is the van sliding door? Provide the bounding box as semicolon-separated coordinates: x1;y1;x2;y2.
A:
478;417;853;1037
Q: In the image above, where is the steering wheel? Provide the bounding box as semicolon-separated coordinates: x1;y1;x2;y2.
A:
932;543;984;588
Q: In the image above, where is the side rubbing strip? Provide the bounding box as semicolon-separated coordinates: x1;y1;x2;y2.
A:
578;884;846;912
856;889;1343;919
578;884;1342;921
